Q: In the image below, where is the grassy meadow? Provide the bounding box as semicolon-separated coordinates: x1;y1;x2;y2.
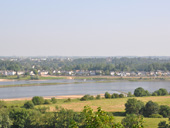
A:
3;95;170;128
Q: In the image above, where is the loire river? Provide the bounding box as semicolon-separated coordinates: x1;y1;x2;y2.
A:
0;80;170;99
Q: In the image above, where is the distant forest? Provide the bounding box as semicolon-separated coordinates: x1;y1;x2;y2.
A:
1;57;170;72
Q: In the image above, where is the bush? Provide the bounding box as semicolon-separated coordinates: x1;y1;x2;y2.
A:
64;98;71;102
144;101;159;117
121;114;144;128
127;92;133;97
149;114;163;118
96;95;101;99
125;98;144;115
44;99;51;104
119;94;124;98
112;93;119;98
0;100;7;108
51;97;57;104
104;92;111;99
80;95;94;101
23;101;34;109
134;87;150;97
158;121;169;128
159;105;170;117
153;88;168;96
36;106;49;113
32;96;44;105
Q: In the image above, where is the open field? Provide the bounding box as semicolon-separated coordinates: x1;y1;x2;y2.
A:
115;116;168;128
3;95;170;128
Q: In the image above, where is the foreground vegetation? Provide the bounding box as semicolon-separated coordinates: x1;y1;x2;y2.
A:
1;94;170;128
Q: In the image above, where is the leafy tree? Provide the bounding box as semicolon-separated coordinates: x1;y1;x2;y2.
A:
134;87;149;97
153;88;168;96
127;92;133;97
104;92;111;99
125;98;144;115
159;105;170;117
0;108;12;128
121;114;144;128
158;120;170;128
23;101;34;109
96;95;101;99
119;94;124;98
51;97;57;104
32;96;44;105
80;95;94;101
81;106;123;128
144;101;160;117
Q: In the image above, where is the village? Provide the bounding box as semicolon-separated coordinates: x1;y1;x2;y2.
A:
1;69;170;77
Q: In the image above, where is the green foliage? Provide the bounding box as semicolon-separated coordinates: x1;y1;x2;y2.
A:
81;106;123;128
53;108;80;128
51;97;57;104
9;108;30;128
119;94;124;98
0;100;7;108
104;92;111;99
149;114;163;118
158;121;170;128
159;105;170;117
121;114;144;128
112;93;119;98
32;96;44;105
153;88;168;96
144;101;160;117
44;99;51;104
96;95;101;99
23;101;34;109
134;87;150;97
64;98;71;102
0;108;12;128
127;92;133;97
125;98;144;115
36;106;49;114
80;95;94;101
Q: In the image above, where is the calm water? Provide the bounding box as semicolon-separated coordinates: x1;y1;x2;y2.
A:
0;80;170;99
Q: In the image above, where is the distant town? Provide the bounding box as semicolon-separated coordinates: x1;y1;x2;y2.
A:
1;56;170;78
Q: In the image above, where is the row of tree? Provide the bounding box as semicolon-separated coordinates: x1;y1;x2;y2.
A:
2;57;170;72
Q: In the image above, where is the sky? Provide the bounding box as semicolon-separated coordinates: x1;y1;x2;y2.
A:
0;0;170;56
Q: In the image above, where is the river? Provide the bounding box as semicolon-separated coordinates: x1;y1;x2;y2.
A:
0;80;170;99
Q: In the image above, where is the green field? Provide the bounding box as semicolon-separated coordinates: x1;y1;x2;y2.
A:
4;95;170;128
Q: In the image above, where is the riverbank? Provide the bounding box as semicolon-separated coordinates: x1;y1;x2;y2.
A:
1;75;170;82
2;94;97;101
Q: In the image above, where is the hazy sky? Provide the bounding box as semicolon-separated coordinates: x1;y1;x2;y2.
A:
0;0;170;56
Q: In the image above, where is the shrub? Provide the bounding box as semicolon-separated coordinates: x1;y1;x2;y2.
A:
0;100;7;108
64;98;71;102
36;107;49;113
96;95;101;99
119;94;124;98
80;95;94;101
149;114;163;118
32;96;44;105
153;88;168;96
51;97;57;104
158;121;169;128
23;101;34;109
44;99;51;104
125;98;144;115
104;92;111;99
144;101;159;117
112;93;119;98
121;114;144;128
134;87;150;97
127;92;133;97
159;105;170;117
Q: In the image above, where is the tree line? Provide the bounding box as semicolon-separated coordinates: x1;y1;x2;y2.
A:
1;57;170;73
